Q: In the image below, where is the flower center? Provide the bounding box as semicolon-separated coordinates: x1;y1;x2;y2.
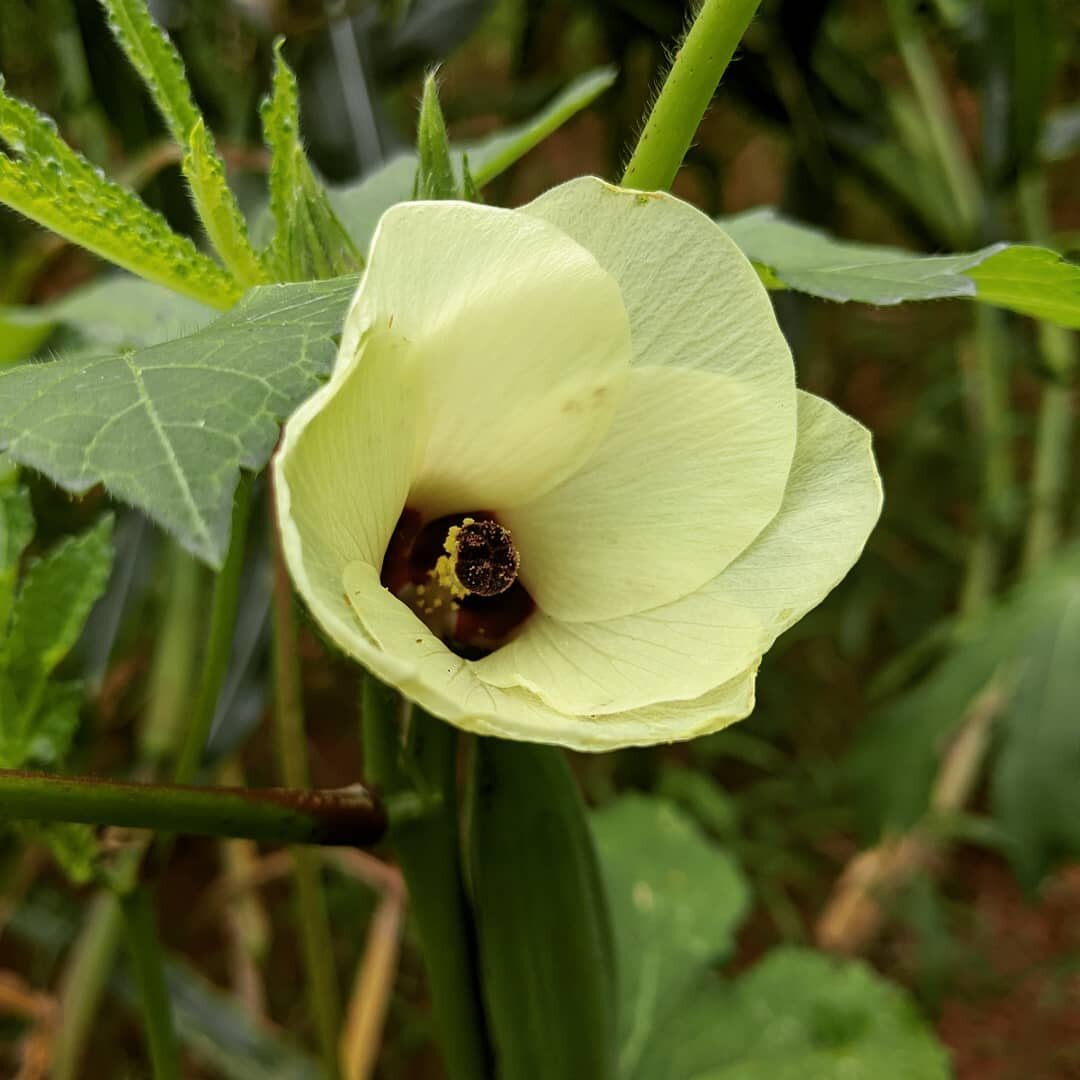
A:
380;508;533;658
434;518;520;599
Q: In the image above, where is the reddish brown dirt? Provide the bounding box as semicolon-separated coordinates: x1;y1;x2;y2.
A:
936;859;1080;1080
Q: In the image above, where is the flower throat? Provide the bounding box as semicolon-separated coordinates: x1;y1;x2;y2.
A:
381;509;534;658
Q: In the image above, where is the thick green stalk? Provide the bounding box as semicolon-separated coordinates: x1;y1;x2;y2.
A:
621;0;763;191
121;886;182;1080
362;677;492;1080
0;769;386;845
271;513;342;1079
1018;170;1077;572
172;476;253;785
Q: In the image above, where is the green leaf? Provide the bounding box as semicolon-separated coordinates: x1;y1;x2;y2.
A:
461;66;617;187
982;0;1056;178
329;156;416;254
183;120;269;286
0;77;239;309
591;795;750;1079
6;516;114;692
3;275;216;349
10;820;100;884
848;621;1006;835
471;740;617;1080
0;312;53;366
967;246;1080;329
655;766;740;841
161;960;322;1080
0;480;33;631
35;822;100;884
260;41;363;282
0;277;356;566
21;680;84;765
851;550;1080;837
99;0;266;286
634;948;950;1080
721;209;991;302
98;0;199;146
625;976;734;1080
0;513;111;770
330;66;617;250
415;71;458;201
721;209;1080;328
991;552;1080;887
460;153;481;203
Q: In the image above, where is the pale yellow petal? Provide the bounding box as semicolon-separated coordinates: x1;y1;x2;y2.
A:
521;177;793;383
339;558;759;751
502;363;796;621
274;332;419;637
475;392;881;714
341;199;632;517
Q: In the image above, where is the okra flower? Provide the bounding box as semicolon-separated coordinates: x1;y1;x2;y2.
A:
274;178;881;751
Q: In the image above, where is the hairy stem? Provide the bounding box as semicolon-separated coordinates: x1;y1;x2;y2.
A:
271;501;343;1079
621;0;764;191
51;537;204;1080
0;770;386;845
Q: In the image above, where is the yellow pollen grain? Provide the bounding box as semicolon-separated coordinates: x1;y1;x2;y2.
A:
432;517;475;600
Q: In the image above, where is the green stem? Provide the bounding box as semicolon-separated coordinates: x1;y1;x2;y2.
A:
139;547;204;768
362;677;492;1080
0;769;387;845
621;0;763;191
173;475;253;785
53;893;124;1080
52;539;205;1080
1023;382;1073;571
1017;170;1077;573
960;306;1014;615
885;0;980;243
886;2;1012;612
271;506;342;1079
121;886;181;1080
41;0;111;166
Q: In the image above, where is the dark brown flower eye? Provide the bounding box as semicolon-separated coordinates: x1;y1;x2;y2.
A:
451;519;519;597
381;509;532;658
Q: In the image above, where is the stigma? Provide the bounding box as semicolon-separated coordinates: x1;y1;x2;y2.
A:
381;508;533;657
434;517;520;599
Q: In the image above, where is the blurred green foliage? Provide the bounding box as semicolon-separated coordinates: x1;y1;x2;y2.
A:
1;0;1079;1076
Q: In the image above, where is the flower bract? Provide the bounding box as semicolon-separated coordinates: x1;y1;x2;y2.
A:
273;177;882;751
